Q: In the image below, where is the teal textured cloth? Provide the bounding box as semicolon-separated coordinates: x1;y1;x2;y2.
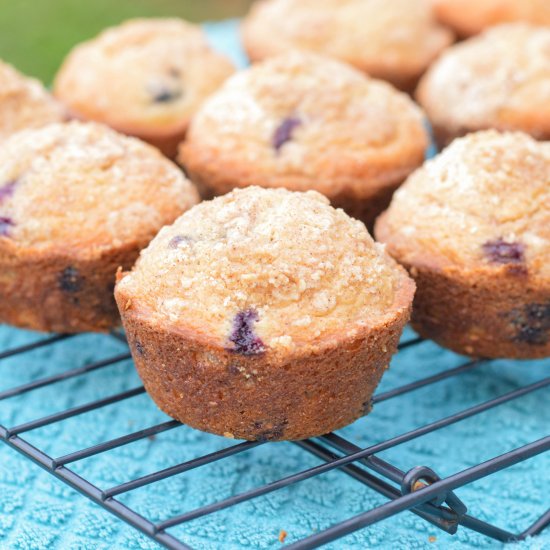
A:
0;19;549;550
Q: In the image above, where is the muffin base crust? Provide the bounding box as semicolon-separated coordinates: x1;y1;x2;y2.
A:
116;284;413;441
409;266;550;359
0;242;141;333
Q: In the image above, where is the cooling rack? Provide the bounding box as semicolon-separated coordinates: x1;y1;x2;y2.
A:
0;329;548;549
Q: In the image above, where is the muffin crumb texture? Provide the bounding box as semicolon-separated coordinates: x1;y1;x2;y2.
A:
118;187;411;353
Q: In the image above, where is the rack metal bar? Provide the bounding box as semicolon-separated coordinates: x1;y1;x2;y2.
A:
0;431;191;550
373;359;486;404
0;334;74;360
296;439;460;534
153;377;549;532
5;386;146;436
285;436;550;549
53;420;181;467
396;336;424;350
319;433;520;542
1;330;548;550
102;441;262;500
0;352;132;401
519;509;550;539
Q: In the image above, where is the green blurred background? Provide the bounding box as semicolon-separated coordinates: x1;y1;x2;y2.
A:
0;0;254;84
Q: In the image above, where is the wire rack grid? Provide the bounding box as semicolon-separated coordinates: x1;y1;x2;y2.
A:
0;328;549;549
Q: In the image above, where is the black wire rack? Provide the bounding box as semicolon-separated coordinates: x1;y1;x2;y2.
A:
0;329;549;549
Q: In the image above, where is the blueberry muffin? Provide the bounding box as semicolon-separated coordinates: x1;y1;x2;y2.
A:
417;24;550;148
179;52;428;230
54;18;235;158
115;187;415;440
0;60;66;141
433;0;550;38
242;0;453;92
375;131;550;359
0;121;199;333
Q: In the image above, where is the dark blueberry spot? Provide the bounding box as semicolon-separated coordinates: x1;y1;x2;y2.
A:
256;420;288;441
0;216;14;237
228;308;265;356
482;238;525;265
272;116;302;152
168;67;181;78
227;363;240;375
135;341;145;357
58;267;84;293
510;302;550;345
0;180;17;203
168;235;192;249
362;398;373;416
151;87;182;103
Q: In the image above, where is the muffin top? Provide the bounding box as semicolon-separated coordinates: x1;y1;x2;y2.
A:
375;131;550;280
117;187;414;353
242;0;452;88
433;0;550;37
417;24;550;140
54;18;235;138
0;121;199;253
0;60;66;141
179;52;428;197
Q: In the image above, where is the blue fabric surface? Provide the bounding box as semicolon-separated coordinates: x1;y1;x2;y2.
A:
0;19;549;550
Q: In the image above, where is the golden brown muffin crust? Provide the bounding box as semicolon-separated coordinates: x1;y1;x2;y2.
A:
116;187;415;439
433;0;550;37
0;121;199;332
117;187;412;351
0;60;66;142
376;131;550;358
179;52;428;228
417;24;550;147
54;18;235;156
242;0;453;90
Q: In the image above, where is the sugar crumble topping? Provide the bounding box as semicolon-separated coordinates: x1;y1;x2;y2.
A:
182;51;427;196
54;18;234;133
382;131;550;276
418;24;550;134
243;0;452;79
119;187;409;350
0;60;65;141
0;121;198;250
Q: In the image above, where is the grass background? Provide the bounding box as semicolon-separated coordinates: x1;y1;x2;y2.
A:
0;0;254;84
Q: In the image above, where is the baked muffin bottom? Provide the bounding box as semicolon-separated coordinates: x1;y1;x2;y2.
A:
0;242;141;333
116;296;411;441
